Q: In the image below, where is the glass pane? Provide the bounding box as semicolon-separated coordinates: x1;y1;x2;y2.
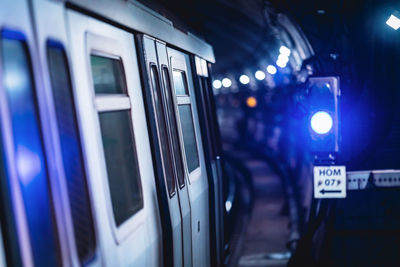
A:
172;70;188;95
178;105;200;173
90;55;126;94
0;131;22;266
200;77;217;159
99;111;143;226
150;66;175;195
47;44;96;264
1;36;60;266
162;67;185;187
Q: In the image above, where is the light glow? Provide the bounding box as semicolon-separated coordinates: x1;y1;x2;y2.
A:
386;14;400;30
246;96;257;108
279;45;291;57
213;80;222;89
267;65;277;75
255;70;265;80
225;200;232;212
16;145;42;186
276;58;288;68
278;54;289;63
222;78;232;88
4;70;27;91
310;111;333;134
239;74;250;85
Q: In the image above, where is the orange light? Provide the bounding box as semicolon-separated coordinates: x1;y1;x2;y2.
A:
246;96;257;108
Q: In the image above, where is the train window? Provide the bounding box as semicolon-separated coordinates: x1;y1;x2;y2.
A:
200;77;217;159
162;67;185;187
98;110;143;226
150;65;176;196
178;104;200;173
172;70;189;95
90;54;143;227
90;55;126;95
0;33;60;266
47;42;96;263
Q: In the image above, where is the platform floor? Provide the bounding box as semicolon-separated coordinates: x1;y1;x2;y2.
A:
233;154;291;266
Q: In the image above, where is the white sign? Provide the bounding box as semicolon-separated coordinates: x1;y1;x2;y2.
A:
314;166;346;199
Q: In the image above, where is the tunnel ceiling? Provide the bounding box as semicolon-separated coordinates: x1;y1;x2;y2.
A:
139;0;281;74
141;0;400;169
138;0;397;74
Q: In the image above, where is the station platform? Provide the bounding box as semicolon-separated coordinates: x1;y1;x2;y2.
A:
226;150;291;267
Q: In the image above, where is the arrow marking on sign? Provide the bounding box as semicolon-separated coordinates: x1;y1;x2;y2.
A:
320;189;342;194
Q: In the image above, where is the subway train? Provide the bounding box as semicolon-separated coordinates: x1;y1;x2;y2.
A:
0;0;245;266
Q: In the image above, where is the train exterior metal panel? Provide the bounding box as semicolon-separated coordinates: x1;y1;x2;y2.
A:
168;48;211;267
0;0;57;265
0;0;221;265
30;0;93;266
142;36;186;267
66;11;162;266
65;0;215;63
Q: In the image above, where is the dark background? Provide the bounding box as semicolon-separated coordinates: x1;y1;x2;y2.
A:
140;0;400;170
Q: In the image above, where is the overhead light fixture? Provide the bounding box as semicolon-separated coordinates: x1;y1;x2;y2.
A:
239;74;250;85
386;14;400;30
276;58;287;68
279;45;291;57
213;80;222;89
267;65;277;75
278;54;289;63
222;78;232;88
255;70;266;80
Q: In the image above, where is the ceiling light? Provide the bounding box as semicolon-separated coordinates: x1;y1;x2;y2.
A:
255;70;265;80
213;80;222;89
239;74;250;85
386;14;400;30
222;78;232;88
267;65;277;75
279;45;291;57
276;58;287;68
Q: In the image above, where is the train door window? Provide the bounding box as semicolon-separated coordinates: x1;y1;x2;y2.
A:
90;55;126;95
149;65;176;196
178;104;200;173
200;77;217;159
162;66;185;187
172;70;200;173
172;71;188;95
90;54;143;226
0;32;60;266
47;42;96;263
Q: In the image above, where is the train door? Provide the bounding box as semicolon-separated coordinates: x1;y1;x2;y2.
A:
0;230;5;266
0;0;62;265
168;48;211;266
31;0;98;265
193;56;224;266
67;11;162;266
141;36;190;266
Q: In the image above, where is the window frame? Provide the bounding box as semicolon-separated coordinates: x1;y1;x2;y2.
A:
0;30;62;266
161;64;186;189
170;56;201;179
86;32;145;244
148;62;177;197
46;40;97;264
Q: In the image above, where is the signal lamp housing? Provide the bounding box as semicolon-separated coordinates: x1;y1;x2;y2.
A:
307;77;340;154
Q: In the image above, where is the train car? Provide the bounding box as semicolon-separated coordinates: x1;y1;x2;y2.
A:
0;0;227;266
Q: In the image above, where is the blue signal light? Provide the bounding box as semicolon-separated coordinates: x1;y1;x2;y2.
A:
310;111;333;134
